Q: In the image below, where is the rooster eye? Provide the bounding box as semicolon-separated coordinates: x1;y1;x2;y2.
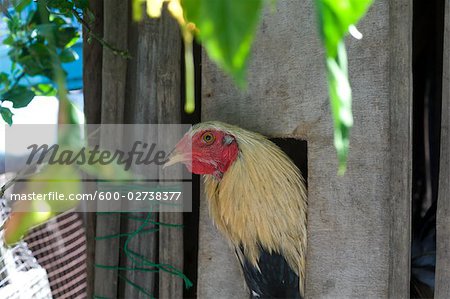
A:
202;132;215;144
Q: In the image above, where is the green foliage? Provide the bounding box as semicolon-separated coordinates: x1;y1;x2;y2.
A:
182;0;264;86
4;159;82;245
1;0;134;245
59;48;79;63
13;0;32;13
0;0;82;125
2;85;35;108
0;107;13;125
0;0;85;242
315;0;373;173
316;0;373;58
33;83;57;96
327;42;352;173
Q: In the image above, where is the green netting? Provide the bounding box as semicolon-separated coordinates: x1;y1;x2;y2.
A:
94;211;192;299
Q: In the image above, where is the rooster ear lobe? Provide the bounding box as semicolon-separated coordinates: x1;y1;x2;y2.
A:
222;134;235;145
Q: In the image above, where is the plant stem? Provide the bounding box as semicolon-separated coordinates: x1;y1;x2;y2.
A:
0;0;12;19
71;8;131;59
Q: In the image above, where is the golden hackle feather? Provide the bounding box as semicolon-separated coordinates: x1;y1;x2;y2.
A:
191;121;308;294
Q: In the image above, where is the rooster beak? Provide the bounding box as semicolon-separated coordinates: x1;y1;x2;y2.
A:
163;134;192;169
163;149;190;169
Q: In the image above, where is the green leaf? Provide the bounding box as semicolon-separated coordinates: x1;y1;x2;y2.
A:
13;0;32;12
7;15;21;31
27;164;83;211
0;107;14;125
2;85;35;108
316;0;373;173
327;42;352;174
4;209;55;245
55;26;79;48
49;16;67;26
74;0;90;10
59;48;79;63
0;72;9;84
44;0;74;12
17;54;49;77
182;0;264;86
32;83;57;96
62;29;80;48
29;42;52;57
4;163;82;244
316;0;373;58
35;24;79;48
3;35;14;46
66;99;83;125
132;0;146;21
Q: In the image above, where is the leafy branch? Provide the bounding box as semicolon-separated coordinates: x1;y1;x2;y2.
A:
0;0;80;124
0;0;131;126
70;7;131;59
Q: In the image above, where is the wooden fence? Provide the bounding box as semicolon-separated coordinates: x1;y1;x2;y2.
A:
83;0;449;298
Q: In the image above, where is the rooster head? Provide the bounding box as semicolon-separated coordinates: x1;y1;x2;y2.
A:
164;123;239;178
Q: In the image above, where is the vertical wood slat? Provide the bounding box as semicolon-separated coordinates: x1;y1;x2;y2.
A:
435;1;450;298
82;1;103;297
94;1;128;298
120;9;184;298
156;11;184;299
83;0;103;125
119;13;159;299
387;0;413;298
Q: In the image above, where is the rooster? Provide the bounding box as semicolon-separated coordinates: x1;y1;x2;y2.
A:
165;121;307;298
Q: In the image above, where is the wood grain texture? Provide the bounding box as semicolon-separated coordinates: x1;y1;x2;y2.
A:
93;4;184;298
117;11;158;299
100;1;128;124
94;1;128;298
118;11;158;298
387;0;413;298
82;1;103;297
119;9;183;299
83;0;103;124
199;0;411;297
155;11;184;299
197;184;248;299
117;12;166;299
435;1;450;298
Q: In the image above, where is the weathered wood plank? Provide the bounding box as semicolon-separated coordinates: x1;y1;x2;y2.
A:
155;11;184;299
118;13;159;299
200;0;410;297
387;0;413;298
94;1;128;298
100;2;128;125
197;183;247;299
118;9;184;299
82;1;103;297
435;1;450;298
83;0;103;124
